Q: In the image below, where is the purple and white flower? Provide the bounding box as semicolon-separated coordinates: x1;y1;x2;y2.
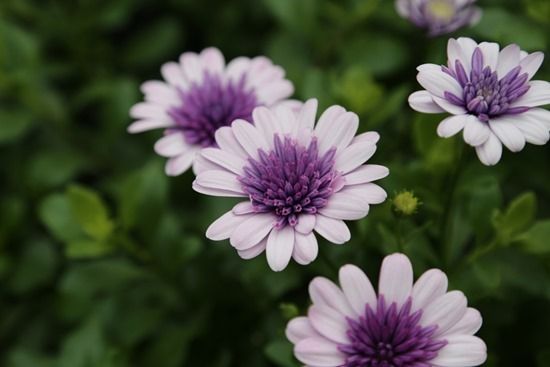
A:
396;0;482;36
409;37;550;165
286;253;487;367
128;47;296;176
193;99;389;271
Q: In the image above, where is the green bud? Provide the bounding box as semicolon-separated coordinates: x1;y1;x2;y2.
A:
393;191;420;216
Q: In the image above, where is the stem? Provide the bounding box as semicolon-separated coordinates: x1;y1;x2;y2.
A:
440;141;466;267
396;215;405;253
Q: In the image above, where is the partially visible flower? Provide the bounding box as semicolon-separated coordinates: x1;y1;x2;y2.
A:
193;99;389;271
409;37;550;165
128;47;297;176
393;190;421;215
286;253;487;367
396;0;482;36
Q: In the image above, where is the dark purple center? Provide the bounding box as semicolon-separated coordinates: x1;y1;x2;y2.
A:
168;73;258;147
238;135;339;229
338;297;447;367
443;47;530;122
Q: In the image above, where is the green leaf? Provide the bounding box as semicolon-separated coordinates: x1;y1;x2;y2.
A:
493;192;537;243
265;340;297;367
38;194;86;243
67;185;114;241
0;109;34;144
516;220;550;254
65;239;113;259
57;316;106;367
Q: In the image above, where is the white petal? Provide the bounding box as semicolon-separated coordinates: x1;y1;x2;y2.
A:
308;305;349;344
230;214;275;250
448;38;475;75
165;151;196;176
309;277;355;317
352;131;380;145
252;106;279;147
433;96;467;115
194;170;244;194
295;98;318;133
314;215;350;244
200;47;225;75
225;57;250;82
128;119;172;133
511;80;550;107
517;108;550;145
286;317;319;344
339;264;377;316
231;119;269;160
343;183;387;205
161;61;187;88
444;308;483;337
293;232;318;265
408;91;445;113
478;42;500;70
520;51;544;79
154;133;188;157
417;68;463;98
237;238;267;259
214;126;248;159
201;147;245;174
320;192;369;220
344;164;389;185
266;226;295;271
496;44;521;78
430;335;487;367
295;337;345;367
334;142;377;174
378;253;413;307
489;118;526;152
232;201;255;215
295;214;316;234
256;80;294;105
421;290;467;336
130;102;170;121
395;0;409;17
411;269;448;312
179;52;203;84
141;80;180;107
475;132;502;166
317;112;359;154
463;116;490;146
206;211;252;241
437;115;468;138
192;182;245;197
314;105;347;144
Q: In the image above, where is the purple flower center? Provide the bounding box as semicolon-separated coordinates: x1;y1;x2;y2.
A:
338;297;447;367
168;73;258;147
238;135;339;229
443;47;530;122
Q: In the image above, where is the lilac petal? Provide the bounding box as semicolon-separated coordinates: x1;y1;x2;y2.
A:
308;305;349;344
293;232;318;265
206;211;252;241
154;133;188;157
412;269;448;312
444;308;483;337
295;214;316;234
334;142;377;174
478;41;500;70
475;132;503;166
237;238;266;259
308;277;355;317
338;264;377;316
286;317;319;344
496;44;521;78
378;253;413;307
519;51;544;79
422;291;467;336
314;215;350;244
430;335;487;367
200;47;225;74
165;151;196;176
230;214;275;250
295;337;346;367
201;147;245;174
319;191;370;220
343;164;389;186
317;112;359;154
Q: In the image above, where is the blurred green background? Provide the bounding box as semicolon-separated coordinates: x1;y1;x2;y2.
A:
1;0;550;366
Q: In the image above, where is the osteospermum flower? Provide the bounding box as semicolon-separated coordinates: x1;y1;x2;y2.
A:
193;99;388;271
395;0;481;36
409;37;550;165
128;47;296;176
286;253;487;367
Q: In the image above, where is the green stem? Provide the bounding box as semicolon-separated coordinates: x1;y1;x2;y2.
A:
440;141;466;267
396;215;405;253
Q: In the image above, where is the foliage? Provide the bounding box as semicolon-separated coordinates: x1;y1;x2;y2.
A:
1;0;550;366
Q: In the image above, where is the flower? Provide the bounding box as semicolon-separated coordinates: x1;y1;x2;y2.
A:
393;190;421;215
395;0;482;36
286;253;487;367
409;37;550;165
193;99;389;271
128;47;296;176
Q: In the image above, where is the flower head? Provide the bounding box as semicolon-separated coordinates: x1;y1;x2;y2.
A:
396;0;482;36
128;47;296;176
393;190;421;215
193;99;389;271
286;253;487;367
409;37;550;165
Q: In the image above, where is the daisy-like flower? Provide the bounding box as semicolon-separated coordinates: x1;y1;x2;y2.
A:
409;37;550;165
286;253;487;367
396;0;482;36
193;99;389;271
128;47;296;176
